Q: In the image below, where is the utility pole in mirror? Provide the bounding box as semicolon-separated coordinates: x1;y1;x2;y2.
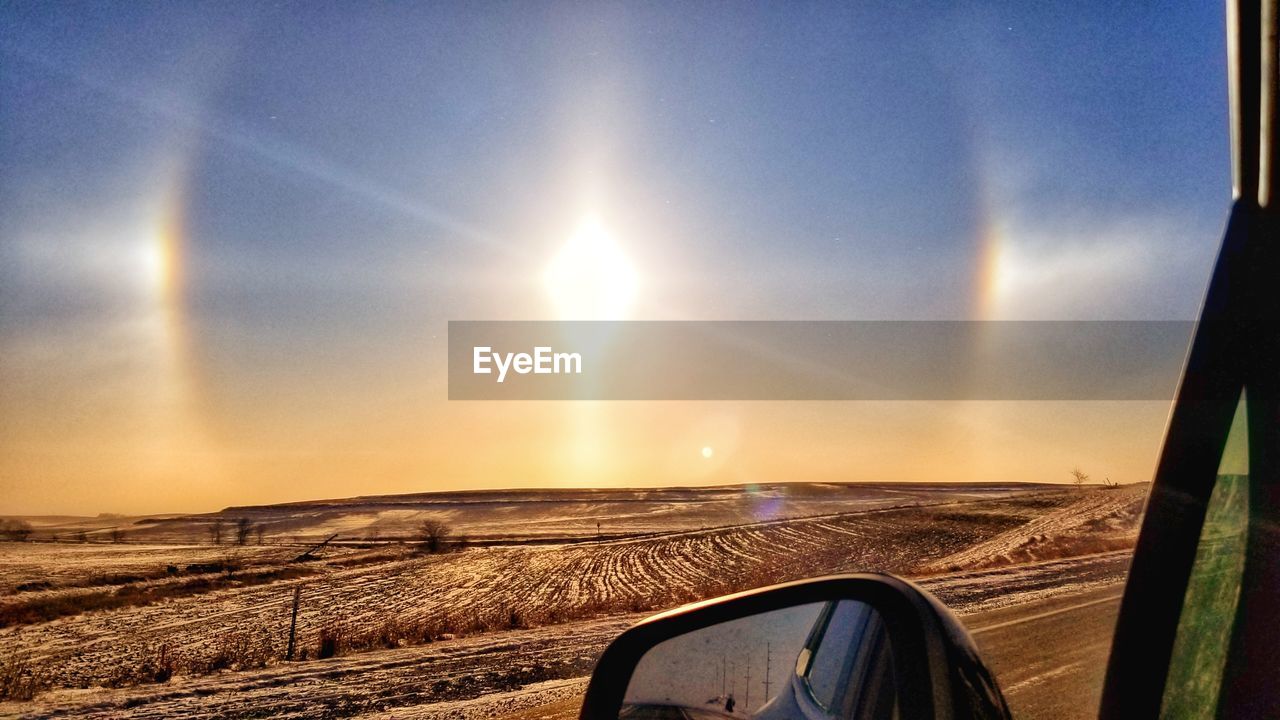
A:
763;642;772;704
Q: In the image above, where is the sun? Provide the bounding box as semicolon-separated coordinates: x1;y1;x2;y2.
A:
701;446;714;459
544;215;639;320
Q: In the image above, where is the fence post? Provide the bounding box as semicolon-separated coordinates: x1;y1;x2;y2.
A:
286;585;302;661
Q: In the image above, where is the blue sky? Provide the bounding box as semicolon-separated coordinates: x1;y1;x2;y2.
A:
0;2;1233;513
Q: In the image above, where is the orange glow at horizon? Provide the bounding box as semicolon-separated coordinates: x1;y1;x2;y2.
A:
0;204;1174;517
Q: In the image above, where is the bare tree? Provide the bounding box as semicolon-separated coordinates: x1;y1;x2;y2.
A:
254;524;266;545
234;517;253;546
418;518;453;554
1069;467;1090;491
0;519;33;542
209;518;225;545
108;527;127;544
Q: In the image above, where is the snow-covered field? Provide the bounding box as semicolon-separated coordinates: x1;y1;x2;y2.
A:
0;484;1146;718
13;482;1067;545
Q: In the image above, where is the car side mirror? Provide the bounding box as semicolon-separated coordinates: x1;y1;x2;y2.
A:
578;574;1010;720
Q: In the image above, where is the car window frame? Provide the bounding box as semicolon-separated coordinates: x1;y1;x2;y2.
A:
1099;0;1280;716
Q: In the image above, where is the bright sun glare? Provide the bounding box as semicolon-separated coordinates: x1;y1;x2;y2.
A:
544;215;639;320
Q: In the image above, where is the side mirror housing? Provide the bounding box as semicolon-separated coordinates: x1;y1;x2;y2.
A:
579;573;1010;720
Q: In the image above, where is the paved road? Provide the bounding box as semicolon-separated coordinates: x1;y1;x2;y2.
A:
968;584;1123;720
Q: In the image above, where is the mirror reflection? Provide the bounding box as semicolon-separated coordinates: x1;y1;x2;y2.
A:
622;600;896;719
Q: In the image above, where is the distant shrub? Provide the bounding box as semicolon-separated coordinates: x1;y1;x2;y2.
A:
0;519;33;542
417;518;455;554
316;625;345;659
12;580;53;593
507;608;527;629
234;518;254;546
146;644;178;683
194;630;275;673
106;643;180;687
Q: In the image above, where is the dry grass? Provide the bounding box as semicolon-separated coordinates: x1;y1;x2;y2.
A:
187;630;277;674
0;651;48;701
0;566;318;628
103;635;274;690
103;631;278;689
104;643;179;688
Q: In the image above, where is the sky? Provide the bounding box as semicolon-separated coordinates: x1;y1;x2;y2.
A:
1;2;1231;515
